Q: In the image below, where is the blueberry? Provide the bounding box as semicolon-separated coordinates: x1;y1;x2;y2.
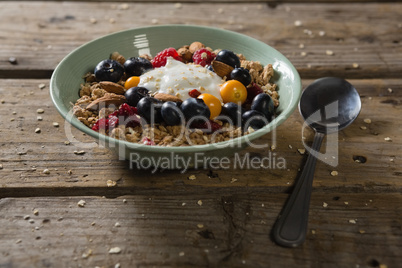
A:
242;110;268;130
124;86;149;107
215;50;240;68
161;101;184;126
230;67;251;87
250;93;275;121
124;57;153;77
180;98;210;123
219;102;244;126
94;59;124;82
137;97;163;124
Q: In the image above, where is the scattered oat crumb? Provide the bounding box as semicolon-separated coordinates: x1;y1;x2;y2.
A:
151;19;159;24
294;20;302;27
67;170;72;175
352;63;360;69
364;118;372;124
82;249;92;259
181;202;186;206
326;50;334;56
197;223;204;229
188;174;196;180
109;247;122;254
38;83;46;89
123;199;127;203
74;150;85;155
359;229;366;234
24;215;30;220
107;180;117;187
197;200;203;206
261;203;265;207
179;251;185;257
16;239;22;244
387;88;393;93
90;18;97;24
270;145;276;151
33;209;39;215
77;200;86;207
311;229;316;234
349;219;357;224
43;169;50;174
28;219;35;224
300;51;307;57
115;264;121;268
288;144;293;149
323;202;328;208
119;3;129;10
384;137;392;141
360;126;367;130
35;128;41;133
36;108;44;114
64;141;70;145
0;164;3;169
37;116;43;121
318;30;326;36
297;148;306;155
109;18;116;24
115;222;121;227
390;158;394;162
218;8;224;14
344;201;349;205
174;3;182;9
299;43;305;49
52;122;59;127
91;222;95;226
330;171;338;176
230;178;238;183
12;111;17;115
0;99;4;104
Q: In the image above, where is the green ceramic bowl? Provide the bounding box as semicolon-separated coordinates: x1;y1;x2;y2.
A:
50;25;301;169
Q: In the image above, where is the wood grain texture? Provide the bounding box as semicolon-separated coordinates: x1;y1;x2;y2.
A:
0;2;401;79
0;194;400;268
0;79;400;197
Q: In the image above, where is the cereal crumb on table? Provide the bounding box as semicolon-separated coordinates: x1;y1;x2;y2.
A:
107;180;117;187
349;219;357;224
323;202;328;208
364;118;372;124
43;169;50;174
109;247;122;254
77;200;86;207
188;175;196;180
197;200;203;206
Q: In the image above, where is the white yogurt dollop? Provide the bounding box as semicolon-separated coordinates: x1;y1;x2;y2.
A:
138;57;223;101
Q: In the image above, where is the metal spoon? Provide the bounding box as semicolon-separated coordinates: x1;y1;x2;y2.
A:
272;77;361;247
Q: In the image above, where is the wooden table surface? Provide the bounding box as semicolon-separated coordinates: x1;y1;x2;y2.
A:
0;1;401;267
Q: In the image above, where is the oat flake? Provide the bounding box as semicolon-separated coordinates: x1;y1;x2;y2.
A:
109;247;122;254
364;118;372;124
77;200;86;207
36;108;44;114
43;169;50;174
197;200;203;206
188;175;196;180
330;171;338;176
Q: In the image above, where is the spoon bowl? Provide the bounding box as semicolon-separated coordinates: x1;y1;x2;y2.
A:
272;77;361;247
299;77;361;133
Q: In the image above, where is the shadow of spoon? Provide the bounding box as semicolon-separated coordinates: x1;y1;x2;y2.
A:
272;77;362;247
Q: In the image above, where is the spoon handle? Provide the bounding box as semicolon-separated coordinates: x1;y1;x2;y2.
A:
272;131;325;247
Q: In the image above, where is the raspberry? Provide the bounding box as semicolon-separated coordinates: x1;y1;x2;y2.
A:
151;47;182;68
191;120;221;133
192;48;216;67
188;89;201;98
141;137;155;146
92;118;109;132
246;82;264;103
109;103;139;128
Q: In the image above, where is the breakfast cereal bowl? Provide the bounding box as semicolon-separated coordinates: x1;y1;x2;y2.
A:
50;25;301;169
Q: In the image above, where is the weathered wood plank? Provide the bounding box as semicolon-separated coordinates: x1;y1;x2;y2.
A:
0;79;401;196
0;2;401;79
0;194;400;267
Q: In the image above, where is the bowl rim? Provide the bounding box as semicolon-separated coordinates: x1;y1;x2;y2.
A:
50;24;301;153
